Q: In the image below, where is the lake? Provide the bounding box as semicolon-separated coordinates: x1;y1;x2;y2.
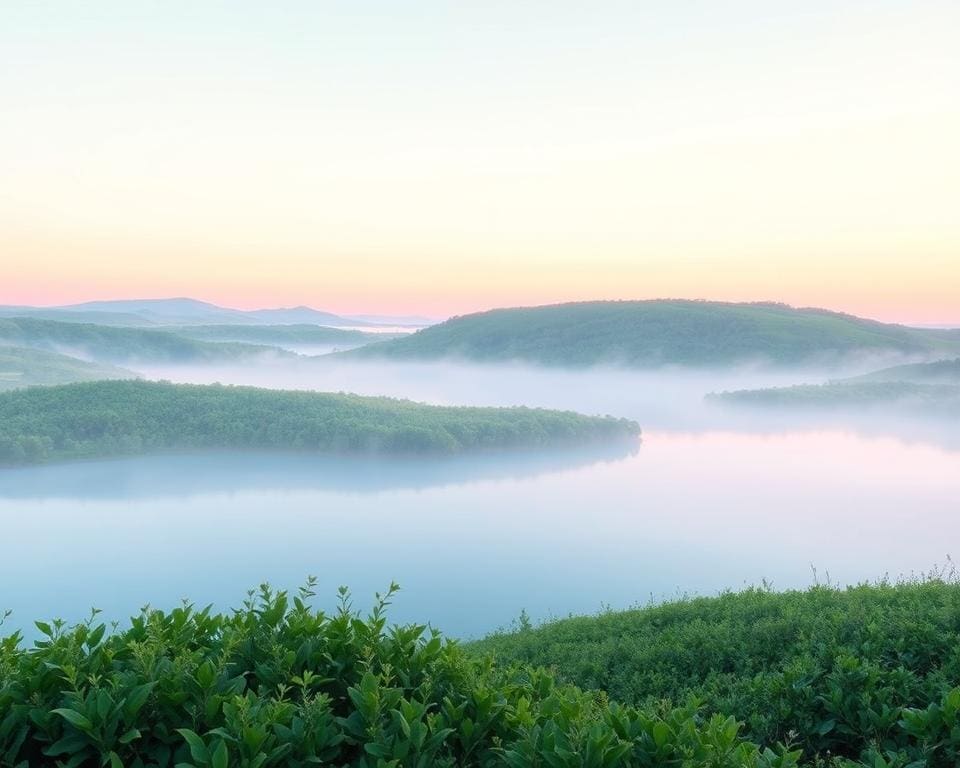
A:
2;378;958;640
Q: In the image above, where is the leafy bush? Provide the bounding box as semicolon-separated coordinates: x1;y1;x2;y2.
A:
471;578;960;766
0;583;801;768
0;380;639;465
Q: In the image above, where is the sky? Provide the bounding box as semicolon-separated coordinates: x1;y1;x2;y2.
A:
1;1;958;324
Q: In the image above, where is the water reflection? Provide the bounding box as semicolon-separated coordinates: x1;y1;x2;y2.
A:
1;430;958;641
0;441;638;500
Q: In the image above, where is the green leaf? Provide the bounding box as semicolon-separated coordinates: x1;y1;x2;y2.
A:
51;708;94;733
34;620;53;637
123;682;155;720
211;739;229;768
176;729;210;764
86;623;106;648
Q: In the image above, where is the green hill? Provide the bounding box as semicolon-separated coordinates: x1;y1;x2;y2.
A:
470;579;960;764
342;301;960;368
0;379;639;465
0;317;294;364
0;346;134;391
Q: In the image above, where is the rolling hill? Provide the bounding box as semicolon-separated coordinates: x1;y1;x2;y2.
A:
0;317;294;364
342;300;960;368
845;357;960;384
11;297;424;328
0;346;134;391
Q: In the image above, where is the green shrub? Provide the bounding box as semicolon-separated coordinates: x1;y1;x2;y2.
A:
0;582;802;768
471;578;960;766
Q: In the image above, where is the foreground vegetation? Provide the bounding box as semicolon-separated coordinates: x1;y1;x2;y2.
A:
344;301;960;368
0;380;638;465
3;581;959;767
0;318;292;365
472;576;960;766
0;346;133;392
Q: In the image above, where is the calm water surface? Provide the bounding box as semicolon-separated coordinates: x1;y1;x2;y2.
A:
2;428;958;639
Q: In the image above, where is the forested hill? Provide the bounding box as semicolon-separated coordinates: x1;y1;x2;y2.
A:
0;317;294;364
343;300;960;368
0;346;134;391
0;380;639;465
846;357;960;384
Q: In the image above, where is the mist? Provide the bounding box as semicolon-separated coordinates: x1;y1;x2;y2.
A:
131;356;960;450
3;352;958;639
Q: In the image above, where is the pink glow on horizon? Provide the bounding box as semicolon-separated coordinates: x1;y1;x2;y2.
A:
2;284;958;328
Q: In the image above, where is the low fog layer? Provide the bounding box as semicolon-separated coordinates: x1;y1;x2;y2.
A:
134;356;960;450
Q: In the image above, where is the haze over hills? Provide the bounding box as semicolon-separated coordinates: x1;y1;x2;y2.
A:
0;346;134;391
157;324;404;347
0;317;295;365
343;300;960;369
0;298;433;329
846;358;960;385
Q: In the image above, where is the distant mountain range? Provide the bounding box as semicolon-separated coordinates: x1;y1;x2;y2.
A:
0;298;436;329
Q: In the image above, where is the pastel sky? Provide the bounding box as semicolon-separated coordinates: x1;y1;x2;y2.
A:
1;1;958;323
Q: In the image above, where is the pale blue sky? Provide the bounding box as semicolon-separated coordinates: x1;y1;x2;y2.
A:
2;1;958;321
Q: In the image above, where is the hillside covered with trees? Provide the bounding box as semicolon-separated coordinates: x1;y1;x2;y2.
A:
709;381;960;413
847;358;960;385
0;318;293;365
0;346;133;391
0;380;639;465
343;301;960;368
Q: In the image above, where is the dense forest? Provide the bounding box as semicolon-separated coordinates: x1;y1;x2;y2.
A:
0;346;132;391
0;318;293;365
0;380;639;465
2;580;958;767
343;301;960;368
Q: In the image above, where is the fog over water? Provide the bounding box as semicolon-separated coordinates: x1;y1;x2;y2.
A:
2;357;958;639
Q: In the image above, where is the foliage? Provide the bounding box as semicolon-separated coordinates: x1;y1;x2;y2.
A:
470;578;960;765
0;583;802;768
0;346;133;392
0;318;292;365
0;380;639;465
342;301;960;368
